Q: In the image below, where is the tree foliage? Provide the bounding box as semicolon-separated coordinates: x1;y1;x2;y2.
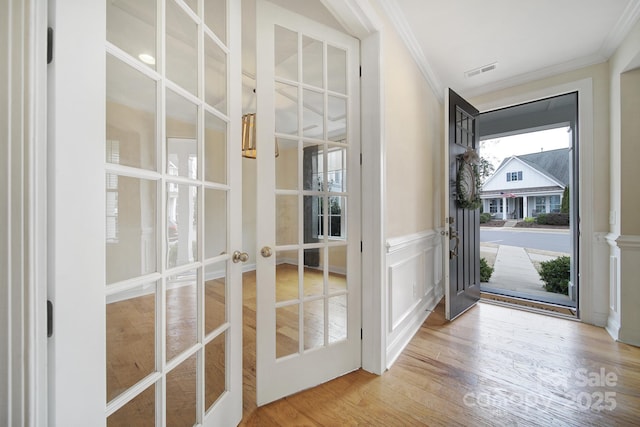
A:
478;157;495;184
561;186;570;213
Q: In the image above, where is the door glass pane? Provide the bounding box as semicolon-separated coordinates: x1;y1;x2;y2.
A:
327;147;346;192
303;195;322;244
302;36;323;88
166;353;197;427
106;175;157;285
106;55;157;171
328;246;347;292
204;0;226;44
106;283;156;402
276;194;298;246
275;82;298;135
276;138;298;190
205;262;226;334
166;0;197;95
303;299;324;350
276;252;298;302
205;35;227;113
302;144;323;191
166;270;198;361
182;0;197;14
205;332;227;410
327;45;346;94
167;184;198;269
274;25;298;81
328;96;347;143
303;89;324;139
106;0;156;70
276;304;299;358
166;90;197;178
328;294;347;344
303;258;323;297
204;189;227;259
107;383;155;427
204;112;227;184
328;196;346;238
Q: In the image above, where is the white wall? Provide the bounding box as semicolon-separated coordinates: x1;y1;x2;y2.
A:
369;2;444;367
606;17;640;346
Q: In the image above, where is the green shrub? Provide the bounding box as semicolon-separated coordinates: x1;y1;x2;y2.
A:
539;256;570;294
480;257;493;282
480;213;492;224
536;213;569;226
561;187;570;214
524;217;535;223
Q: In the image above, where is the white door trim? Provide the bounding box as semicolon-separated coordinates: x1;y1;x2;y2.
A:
1;0;49;424
474;78;604;326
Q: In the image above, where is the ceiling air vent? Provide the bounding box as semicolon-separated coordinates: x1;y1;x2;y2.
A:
464;62;498;78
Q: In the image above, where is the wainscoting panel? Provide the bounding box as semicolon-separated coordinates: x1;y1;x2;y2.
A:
385;230;442;367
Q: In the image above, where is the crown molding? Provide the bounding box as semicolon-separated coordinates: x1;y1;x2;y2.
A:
599;0;640;59
320;0;383;39
375;0;444;103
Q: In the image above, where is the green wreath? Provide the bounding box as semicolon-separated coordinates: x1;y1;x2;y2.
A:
456;150;482;210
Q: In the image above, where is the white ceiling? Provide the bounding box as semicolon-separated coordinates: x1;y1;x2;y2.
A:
380;0;640;98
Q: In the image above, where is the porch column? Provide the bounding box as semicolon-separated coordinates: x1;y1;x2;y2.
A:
522;196;528;218
502;197;507;220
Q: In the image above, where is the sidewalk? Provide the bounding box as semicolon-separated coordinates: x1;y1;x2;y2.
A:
480;243;572;305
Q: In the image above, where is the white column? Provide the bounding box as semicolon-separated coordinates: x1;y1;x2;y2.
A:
502;197;507;220
523;197;528;218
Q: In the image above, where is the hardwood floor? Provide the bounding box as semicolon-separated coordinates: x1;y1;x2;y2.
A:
106;268;640;426
241;298;640;426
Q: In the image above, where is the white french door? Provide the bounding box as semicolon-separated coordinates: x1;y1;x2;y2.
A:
255;0;361;406
49;0;243;425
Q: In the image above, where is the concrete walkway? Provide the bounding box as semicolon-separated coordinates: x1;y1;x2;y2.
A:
482;244;572;305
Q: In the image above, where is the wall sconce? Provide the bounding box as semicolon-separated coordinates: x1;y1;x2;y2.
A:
241;113;279;159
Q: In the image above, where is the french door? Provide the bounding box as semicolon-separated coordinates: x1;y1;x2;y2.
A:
254;0;362;406
49;0;243;425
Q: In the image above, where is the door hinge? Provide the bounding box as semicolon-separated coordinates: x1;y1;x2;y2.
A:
47;27;53;64
360;328;363;339
360;241;363;252
360;153;362;165
359;65;362;77
47;300;53;338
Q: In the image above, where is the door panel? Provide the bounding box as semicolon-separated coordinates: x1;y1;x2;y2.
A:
51;1;242;425
445;89;481;320
255;0;361;406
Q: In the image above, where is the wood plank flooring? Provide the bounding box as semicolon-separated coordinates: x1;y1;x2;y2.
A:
241;298;640;426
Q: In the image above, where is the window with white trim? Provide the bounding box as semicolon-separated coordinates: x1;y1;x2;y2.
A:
506;171;523;182
550;195;561;213
106;140;119;242
489;198;503;214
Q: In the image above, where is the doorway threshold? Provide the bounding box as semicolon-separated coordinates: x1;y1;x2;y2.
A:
480;291;577;319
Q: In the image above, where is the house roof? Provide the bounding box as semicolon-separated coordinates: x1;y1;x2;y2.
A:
496;148;570;186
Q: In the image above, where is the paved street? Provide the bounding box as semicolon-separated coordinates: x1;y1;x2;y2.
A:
480;228;570;253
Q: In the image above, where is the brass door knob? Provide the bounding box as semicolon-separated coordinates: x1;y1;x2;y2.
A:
260;246;273;258
232;250;249;263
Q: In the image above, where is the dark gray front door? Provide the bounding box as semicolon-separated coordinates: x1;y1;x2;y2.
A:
446;89;481;320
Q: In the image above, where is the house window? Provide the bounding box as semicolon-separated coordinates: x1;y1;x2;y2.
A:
506;171;523;182
106;140;120;242
535;196;546;215
550;195;561;213
489;198;503;214
309;148;346;240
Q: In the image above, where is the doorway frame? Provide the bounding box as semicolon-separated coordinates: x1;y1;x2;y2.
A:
474;78;607;327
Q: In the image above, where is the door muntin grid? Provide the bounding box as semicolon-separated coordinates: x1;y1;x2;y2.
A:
273;25;350;357
105;0;233;424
